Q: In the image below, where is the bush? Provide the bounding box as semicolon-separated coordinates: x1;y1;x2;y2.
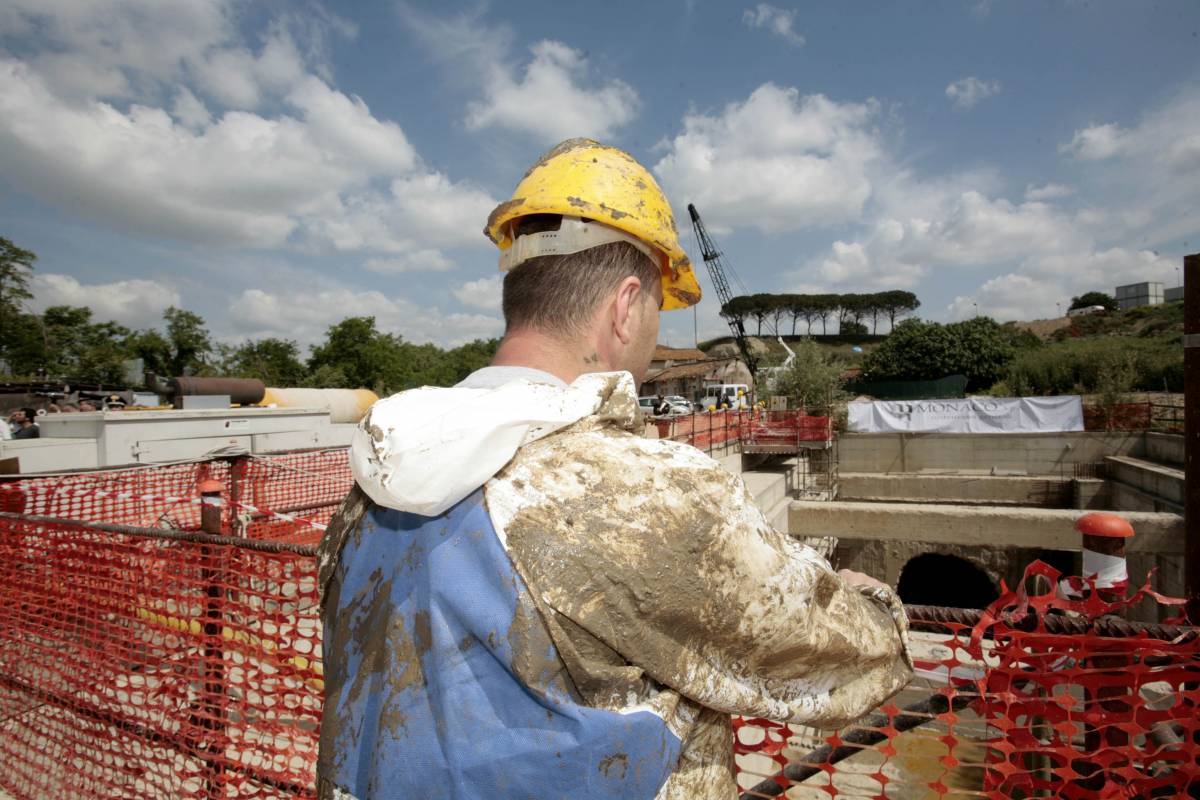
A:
1005;337;1182;395
860;317;1015;392
764;338;846;409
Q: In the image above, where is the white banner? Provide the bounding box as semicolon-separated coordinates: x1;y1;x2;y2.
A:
847;396;1084;434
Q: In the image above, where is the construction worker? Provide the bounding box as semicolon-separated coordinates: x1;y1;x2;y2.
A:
316;138;911;799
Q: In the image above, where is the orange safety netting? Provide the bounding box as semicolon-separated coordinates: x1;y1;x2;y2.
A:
0;511;321;799
659;410;832;452
0;454;1197;799
734;562;1200;798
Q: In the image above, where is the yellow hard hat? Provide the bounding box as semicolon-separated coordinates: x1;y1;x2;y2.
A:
485;138;701;310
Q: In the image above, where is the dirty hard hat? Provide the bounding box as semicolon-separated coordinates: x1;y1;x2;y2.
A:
484;138;701;310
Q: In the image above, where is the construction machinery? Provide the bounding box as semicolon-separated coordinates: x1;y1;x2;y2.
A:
687;203;759;378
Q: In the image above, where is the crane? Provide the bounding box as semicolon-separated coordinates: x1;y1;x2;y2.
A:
686;203;759;378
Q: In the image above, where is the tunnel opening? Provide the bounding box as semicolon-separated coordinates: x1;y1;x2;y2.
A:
897;553;1000;610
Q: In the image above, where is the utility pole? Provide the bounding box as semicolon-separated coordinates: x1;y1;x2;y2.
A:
1185;253;1200;620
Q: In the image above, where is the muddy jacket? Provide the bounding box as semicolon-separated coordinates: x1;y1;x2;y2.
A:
316;370;912;800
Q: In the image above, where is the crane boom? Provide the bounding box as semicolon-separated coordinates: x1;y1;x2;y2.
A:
687;203;758;378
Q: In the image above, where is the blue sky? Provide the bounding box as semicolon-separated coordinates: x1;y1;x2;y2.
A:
2;1;1198;351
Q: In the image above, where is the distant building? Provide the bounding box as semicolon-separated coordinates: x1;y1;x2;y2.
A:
642;345;750;403
1114;281;1163;311
1165;286;1184;303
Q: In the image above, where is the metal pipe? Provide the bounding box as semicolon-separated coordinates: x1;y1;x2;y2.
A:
738;692;976;799
0;511;318;556
903;603;1198;643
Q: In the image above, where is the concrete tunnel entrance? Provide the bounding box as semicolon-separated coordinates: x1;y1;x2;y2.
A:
896;553;1000;610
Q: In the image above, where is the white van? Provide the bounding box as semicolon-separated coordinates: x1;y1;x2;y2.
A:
699;384;750;410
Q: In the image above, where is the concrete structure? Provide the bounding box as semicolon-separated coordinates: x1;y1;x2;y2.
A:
2;407;355;474
839;473;1071;506
1105;454;1183;513
1165;286;1183;303
809;429;1186;621
1115;281;1164;310
789;500;1183;619
838;431;1141;475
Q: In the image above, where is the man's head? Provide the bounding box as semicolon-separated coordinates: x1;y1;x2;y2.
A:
78;399;97;412
501;215;662;381
485;139;700;385
18;408;36;427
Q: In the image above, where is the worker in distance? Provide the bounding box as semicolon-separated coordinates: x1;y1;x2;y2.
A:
316;138;912;799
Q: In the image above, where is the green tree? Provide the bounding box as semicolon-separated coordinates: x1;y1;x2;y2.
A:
39;305;133;383
860;316;1015;391
812;294;838;334
765;338;846;410
0;237;37;370
446;338;500;383
227;338;308;385
308;316;407;392
125;328;173;376
841;320;869;335
880;290;921;331
1068;291;1117;312
164;307;213;376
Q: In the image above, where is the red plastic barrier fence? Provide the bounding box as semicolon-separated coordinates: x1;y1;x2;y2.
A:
734;562;1200;798
0;513;321;799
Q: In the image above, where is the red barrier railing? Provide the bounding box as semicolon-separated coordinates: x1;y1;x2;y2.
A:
658;410;833;454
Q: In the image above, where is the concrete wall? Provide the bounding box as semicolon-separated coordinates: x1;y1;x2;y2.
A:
839;472;1070;506
838;431;1141;475
1072;478;1111;509
1141;432;1184;467
788;500;1184;621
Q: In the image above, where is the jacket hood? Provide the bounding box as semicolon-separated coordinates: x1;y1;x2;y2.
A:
350;371;642;516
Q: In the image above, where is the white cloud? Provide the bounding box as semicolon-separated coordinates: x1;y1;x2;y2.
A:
1061;122;1127;160
1058;87;1200;247
945;76;1001;110
945;247;1178;323
29;274;180;328
946;274;1062;322
793;176;1092;293
453;275;504;311
1024;182;1074;201
465;40;639;143
365;252;455;274
1061;89;1200;172
654;83;882;233
172;87;212;130
229;287;503;348
742;4;806;46
0;15;496;261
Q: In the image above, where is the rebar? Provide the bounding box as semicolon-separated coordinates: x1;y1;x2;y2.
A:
904;603;1199;642
738;692;977;799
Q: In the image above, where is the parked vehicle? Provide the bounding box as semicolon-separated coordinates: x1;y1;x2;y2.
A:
664;395;694;414
1066;305;1107;318
699;383;750;410
638;396;690;416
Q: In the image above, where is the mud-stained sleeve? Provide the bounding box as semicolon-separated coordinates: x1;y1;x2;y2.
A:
488;433;913;731
316;485;370;611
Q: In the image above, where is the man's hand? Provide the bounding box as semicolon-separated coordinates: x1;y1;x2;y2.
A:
837;569;890;592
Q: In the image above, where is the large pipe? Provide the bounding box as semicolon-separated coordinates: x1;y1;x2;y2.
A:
261;388;378;424
168;377;266;405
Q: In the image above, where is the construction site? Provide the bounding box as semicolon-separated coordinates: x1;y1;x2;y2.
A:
0;208;1198;798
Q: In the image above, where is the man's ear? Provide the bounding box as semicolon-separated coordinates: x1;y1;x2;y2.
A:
611;275;644;345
